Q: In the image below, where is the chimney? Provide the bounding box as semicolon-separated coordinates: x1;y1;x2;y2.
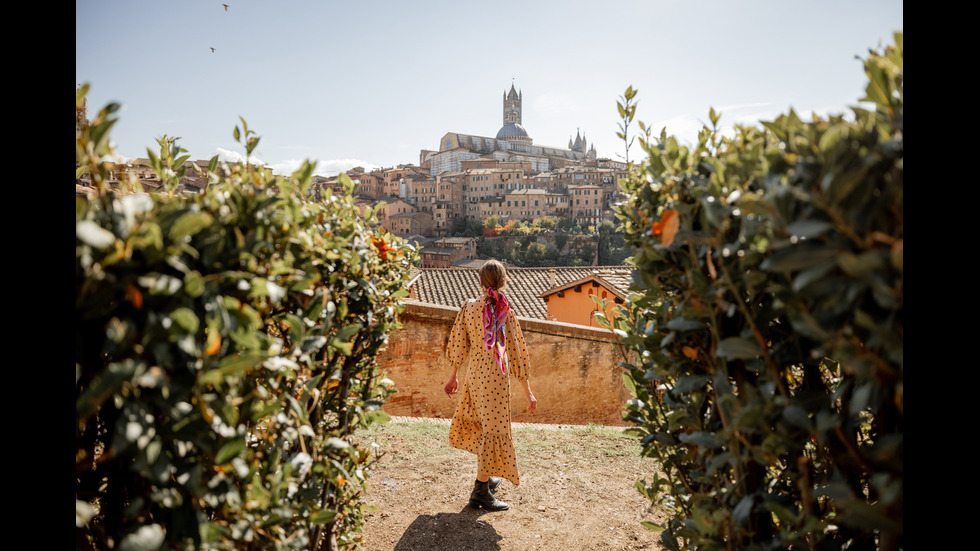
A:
549;268;556;288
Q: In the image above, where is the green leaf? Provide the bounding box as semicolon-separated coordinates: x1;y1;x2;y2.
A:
169;211;214;240
310;510;337;524
199;352;265;385
665;318;705;331
215;437;245;464
785;220;833;238
838;500;904;534
673;375;709;394
334;324;359;342
732;496;754;525
716;337;761;360
838;251;885;277
622;372;637;394
622;427;645;438
330;341;354;355
787;309;830;340
183;271;205;298
782;405;812;430
634;479;648;496
76;360;138;419
640;521;663;531
170;308;200;333
761;247;838;272
792;260;837;292
818;123;846;152
678;431;719;448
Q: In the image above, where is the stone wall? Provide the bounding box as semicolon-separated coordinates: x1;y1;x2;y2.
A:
378;300;631;425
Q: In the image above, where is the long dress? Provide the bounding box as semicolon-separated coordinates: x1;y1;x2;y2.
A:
446;296;531;486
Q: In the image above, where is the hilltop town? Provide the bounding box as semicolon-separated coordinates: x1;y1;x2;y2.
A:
77;84;629;261
313;84;628;240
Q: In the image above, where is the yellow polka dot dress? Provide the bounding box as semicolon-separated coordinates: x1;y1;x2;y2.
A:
447;297;531;486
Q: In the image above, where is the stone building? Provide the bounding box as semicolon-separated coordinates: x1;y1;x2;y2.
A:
342;84;624;233
408;175;438;215
540;271;629;327
419;237;478;268
568;184;604;226
387;211;434;237
423;84;597;177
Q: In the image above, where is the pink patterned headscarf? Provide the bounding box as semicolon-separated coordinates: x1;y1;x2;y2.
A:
482;287;510;374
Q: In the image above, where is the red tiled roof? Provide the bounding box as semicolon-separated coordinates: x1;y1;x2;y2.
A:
411;266;634;319
540;273;631;300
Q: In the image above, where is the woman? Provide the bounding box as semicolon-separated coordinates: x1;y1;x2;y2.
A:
444;260;537;511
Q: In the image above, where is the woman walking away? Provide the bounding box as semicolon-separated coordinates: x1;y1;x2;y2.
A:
444;260;537;511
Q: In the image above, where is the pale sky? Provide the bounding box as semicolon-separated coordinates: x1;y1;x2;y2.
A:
76;0;903;176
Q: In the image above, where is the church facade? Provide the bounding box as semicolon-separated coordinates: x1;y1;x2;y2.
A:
422;84;597;176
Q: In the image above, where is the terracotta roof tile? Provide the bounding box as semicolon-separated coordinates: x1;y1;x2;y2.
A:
411;266;634;319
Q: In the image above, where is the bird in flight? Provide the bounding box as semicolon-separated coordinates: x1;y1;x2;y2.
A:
223;3;228;11
210;47;215;53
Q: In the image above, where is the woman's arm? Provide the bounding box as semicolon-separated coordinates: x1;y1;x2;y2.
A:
520;378;537;413
445;302;470;398
504;310;531;382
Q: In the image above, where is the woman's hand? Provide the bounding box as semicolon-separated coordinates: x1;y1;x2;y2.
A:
444;376;458;398
524;389;537;413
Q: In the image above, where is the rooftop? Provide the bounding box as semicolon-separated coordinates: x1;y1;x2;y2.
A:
410;266;635;320
495;122;530;140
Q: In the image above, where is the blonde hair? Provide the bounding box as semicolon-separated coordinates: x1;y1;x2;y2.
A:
479;259;506;290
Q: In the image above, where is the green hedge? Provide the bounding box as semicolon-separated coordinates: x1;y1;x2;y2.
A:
76;90;416;550
605;34;902;550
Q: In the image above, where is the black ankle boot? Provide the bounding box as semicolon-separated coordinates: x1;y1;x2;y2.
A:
469;479;509;511
489;476;502;494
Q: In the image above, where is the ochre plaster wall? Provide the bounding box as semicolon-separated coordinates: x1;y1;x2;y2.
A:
378;300;631;425
545;282;620;327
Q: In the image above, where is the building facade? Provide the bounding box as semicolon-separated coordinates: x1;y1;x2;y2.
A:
423;84;597;177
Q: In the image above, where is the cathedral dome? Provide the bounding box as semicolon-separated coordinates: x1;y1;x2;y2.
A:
496;122;530;140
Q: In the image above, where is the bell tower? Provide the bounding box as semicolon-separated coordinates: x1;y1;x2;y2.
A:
503;83;522;126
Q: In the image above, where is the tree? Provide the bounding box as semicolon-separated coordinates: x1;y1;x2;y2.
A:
604;33;903;550
76;91;416;550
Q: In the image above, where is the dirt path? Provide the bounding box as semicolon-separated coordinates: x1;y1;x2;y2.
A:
356;418;666;550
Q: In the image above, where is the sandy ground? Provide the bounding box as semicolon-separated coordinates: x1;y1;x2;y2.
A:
355;417;667;551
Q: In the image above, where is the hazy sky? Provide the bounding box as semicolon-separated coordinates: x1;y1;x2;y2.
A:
76;1;902;176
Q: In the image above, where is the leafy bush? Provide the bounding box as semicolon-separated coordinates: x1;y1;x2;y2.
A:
607;34;902;550
76;88;416;550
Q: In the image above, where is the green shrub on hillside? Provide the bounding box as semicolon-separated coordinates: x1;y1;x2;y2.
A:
605;34;902;550
76;89;416;550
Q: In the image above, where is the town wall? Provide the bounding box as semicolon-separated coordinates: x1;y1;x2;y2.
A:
378;300;631;425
